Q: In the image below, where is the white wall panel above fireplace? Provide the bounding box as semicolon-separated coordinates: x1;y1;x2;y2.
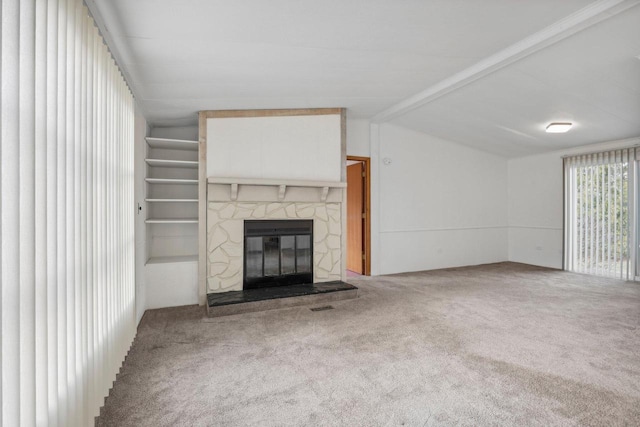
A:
207;114;342;181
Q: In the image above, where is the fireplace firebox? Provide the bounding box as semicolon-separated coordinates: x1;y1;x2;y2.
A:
244;220;313;289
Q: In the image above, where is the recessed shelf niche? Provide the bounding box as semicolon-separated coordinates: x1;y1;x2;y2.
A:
145;136;199;264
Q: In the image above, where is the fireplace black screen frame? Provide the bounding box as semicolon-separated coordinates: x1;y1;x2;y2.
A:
243;219;313;289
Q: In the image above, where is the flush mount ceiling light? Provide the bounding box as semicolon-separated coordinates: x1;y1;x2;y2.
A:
546;122;573;133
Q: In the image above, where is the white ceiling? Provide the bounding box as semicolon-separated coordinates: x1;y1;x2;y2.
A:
89;0;640;157
391;3;640;157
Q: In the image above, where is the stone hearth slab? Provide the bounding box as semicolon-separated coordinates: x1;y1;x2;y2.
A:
206;281;358;317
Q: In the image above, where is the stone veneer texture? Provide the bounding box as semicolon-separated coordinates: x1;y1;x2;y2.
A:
207;202;342;293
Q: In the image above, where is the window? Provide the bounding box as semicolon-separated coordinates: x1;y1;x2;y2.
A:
564;148;637;280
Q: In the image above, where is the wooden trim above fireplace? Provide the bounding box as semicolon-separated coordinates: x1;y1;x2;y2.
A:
200;108;343;119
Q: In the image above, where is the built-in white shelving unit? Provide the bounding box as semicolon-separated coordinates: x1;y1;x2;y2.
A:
145;136;199;264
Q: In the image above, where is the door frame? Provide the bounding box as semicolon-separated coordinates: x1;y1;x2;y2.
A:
347;155;371;275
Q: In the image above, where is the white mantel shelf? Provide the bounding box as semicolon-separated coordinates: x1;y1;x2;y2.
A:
208;177;346;201
208;177;346;188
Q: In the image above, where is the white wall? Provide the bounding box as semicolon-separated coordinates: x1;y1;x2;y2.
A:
375;124;508;274
507;152;564;268
507;137;640;269
145;261;199;309
346;118;370;157
134;106;149;324
207;115;342;181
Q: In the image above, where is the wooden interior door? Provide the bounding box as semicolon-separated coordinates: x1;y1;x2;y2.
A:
347;162;364;273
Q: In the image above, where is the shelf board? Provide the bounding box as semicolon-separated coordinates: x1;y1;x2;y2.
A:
145;218;198;224
145;178;197;185
145;158;198;169
145;137;198;151
145;198;198;203
146;255;198;265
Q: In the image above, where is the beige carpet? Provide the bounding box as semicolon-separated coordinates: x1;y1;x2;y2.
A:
97;263;640;426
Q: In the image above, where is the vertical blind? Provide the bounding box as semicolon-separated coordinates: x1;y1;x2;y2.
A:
564;148;637;280
1;0;136;425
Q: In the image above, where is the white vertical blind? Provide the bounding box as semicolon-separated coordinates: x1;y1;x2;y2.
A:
564;148;637;280
1;0;136;425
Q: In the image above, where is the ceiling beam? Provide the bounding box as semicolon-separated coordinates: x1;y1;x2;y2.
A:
371;0;640;124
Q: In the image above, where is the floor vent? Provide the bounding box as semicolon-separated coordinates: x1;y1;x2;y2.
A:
310;305;334;312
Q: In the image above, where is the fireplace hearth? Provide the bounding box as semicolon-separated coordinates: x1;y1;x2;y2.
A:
244;219;313;289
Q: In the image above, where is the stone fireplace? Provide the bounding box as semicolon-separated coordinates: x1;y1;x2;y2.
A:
206;180;345;293
199;108;347;300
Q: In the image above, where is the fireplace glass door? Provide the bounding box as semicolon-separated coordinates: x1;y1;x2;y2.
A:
244;220;313;289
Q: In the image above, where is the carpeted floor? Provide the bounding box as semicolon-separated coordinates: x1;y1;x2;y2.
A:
97;262;640;426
